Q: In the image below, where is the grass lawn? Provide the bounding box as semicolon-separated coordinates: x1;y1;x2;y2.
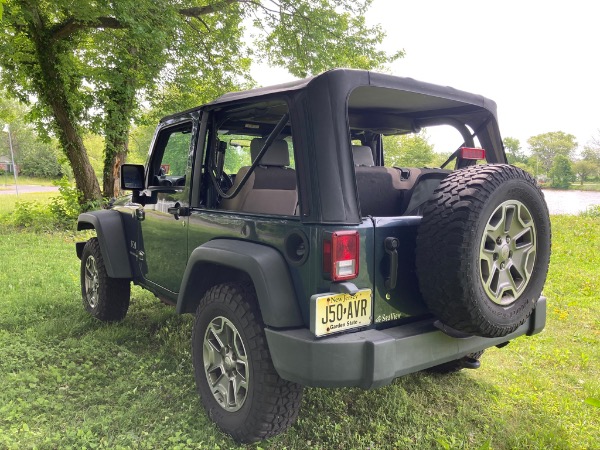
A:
0;214;598;448
0;176;58;189
569;183;600;192
0;192;55;216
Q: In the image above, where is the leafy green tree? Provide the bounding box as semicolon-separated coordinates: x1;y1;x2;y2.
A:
582;145;600;165
18;144;64;178
0;0;400;201
429;151;453;168
383;132;434;167
128;124;156;164
527;131;578;175
0;91;63;178
573;160;597;185
549;154;575;189
503;137;527;164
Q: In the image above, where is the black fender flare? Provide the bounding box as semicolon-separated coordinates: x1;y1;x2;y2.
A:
176;239;304;328
76;210;133;279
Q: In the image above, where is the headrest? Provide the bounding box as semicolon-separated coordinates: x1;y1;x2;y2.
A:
352;145;374;166
250;138;290;166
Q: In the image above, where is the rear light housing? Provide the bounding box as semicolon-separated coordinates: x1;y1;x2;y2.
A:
459;147;486;160
323;231;359;281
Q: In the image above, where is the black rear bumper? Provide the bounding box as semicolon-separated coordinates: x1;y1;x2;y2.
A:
265;297;546;389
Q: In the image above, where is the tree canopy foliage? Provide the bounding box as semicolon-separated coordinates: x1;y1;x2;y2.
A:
573;160;597;185
503;137;527;164
527;131;578;175
0;0;400;201
1;91;64;178
383;132;434;167
549;155;575;189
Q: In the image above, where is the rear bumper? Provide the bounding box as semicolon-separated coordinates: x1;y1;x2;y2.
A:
265;297;546;389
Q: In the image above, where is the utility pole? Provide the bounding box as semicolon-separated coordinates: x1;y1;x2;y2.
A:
3;124;18;195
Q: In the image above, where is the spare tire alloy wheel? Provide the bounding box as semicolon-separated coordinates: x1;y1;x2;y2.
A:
480;199;536;306
192;282;303;443
416;165;551;338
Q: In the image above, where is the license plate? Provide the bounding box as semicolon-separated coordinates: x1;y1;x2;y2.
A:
311;289;372;337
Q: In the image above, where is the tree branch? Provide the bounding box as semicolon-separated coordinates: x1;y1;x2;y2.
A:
179;0;242;18
52;1;242;41
51;17;126;41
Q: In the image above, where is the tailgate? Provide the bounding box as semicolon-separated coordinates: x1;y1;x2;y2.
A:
371;216;430;326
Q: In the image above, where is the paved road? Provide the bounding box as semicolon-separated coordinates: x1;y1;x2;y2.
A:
0;185;60;195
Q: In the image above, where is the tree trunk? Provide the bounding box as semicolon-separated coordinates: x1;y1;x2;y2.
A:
103;137;129;198
28;6;102;203
102;67;137;198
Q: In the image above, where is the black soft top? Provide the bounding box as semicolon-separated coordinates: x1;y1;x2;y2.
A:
208;69;497;118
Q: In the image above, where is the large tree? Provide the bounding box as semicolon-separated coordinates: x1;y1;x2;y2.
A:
573;160;597;185
549;154;575;189
0;0;400;201
1;90;64;178
503;136;527;164
527;131;578;175
383;132;434;167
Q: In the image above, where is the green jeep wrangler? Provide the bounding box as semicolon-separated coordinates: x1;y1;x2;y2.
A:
76;69;551;443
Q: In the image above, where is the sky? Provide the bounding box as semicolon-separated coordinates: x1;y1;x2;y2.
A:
250;0;599;155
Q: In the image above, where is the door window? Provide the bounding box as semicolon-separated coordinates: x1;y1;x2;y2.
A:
149;123;193;188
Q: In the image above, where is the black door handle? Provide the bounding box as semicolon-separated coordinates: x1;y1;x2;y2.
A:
168;202;190;220
167;202;181;220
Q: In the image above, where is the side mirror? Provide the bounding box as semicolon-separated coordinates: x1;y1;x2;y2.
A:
120;164;145;191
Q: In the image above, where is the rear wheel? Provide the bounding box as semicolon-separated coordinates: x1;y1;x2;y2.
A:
416;165;551;337
192;282;304;443
80;238;130;321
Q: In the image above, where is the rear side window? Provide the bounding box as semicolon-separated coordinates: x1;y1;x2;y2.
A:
206;100;299;216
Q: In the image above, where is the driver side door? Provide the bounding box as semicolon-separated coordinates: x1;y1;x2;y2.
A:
138;119;194;295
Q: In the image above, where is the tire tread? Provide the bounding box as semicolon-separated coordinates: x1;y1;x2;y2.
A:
193;282;303;443
81;238;130;322
416;164;551;337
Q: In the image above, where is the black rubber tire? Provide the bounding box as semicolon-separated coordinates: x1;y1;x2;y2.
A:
416;164;551;338
192;282;304;443
425;351;484;375
80;238;130;321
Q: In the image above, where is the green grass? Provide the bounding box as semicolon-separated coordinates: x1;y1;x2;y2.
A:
0;213;598;448
569;183;600;192
0;175;58;188
0;192;55;216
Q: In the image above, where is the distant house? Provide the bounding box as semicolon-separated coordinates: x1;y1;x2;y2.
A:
0;155;19;174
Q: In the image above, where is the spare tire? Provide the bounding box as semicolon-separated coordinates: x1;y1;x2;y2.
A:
416;164;551;338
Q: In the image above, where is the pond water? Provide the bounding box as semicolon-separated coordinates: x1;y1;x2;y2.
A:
542;189;600;215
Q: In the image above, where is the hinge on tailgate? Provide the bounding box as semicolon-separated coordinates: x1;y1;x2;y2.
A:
384;237;399;290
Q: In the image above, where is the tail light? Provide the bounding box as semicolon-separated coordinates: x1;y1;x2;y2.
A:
460;147;486;160
323;231;359;281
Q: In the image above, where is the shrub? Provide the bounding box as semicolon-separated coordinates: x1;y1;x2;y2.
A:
11;177;104;231
49;177;84;228
580;204;600;218
12;200;54;231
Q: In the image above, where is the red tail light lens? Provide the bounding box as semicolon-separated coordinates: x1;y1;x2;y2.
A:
460;147;486;160
323;231;359;281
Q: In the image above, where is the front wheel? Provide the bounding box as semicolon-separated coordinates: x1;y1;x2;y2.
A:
80;238;130;321
192;282;304;443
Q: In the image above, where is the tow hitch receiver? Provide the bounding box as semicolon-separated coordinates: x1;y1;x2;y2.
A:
460;356;481;370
